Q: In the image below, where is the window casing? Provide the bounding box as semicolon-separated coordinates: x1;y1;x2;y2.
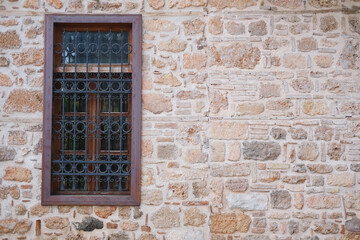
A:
42;15;141;205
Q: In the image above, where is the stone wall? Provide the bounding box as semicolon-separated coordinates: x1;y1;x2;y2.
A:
0;0;360;239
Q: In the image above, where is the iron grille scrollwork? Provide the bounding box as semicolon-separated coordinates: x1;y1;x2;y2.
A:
51;29;132;193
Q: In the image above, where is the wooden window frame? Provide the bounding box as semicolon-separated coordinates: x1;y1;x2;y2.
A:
42;14;142;206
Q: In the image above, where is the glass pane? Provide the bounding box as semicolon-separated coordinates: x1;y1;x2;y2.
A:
100;117;129;151
101;94;128;112
62;31;129;64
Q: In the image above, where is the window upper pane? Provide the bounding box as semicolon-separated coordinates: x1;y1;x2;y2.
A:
62;31;129;64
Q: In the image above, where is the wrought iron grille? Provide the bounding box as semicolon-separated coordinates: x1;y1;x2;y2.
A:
51;29;132;193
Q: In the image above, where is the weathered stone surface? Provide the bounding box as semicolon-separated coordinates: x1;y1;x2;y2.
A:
77;206;93;215
185;149;207;163
225;179;248;192
158;38;187;53
298;37;317;52
0;146;16;161
315;125;333;141
303;100;329;115
154;73;181;87
228;143;241;161
259;83;280;98
270;128;287;140
314;55;333;68
145;19;176;32
289;128;307;139
12;48;43;66
268;0;302;8
4;90;43;113
282;175;306;184
158;144;177;160
290;23;310;34
142;140;153;158
142;189;163;205
0;219;32;234
345;218;360;232
151;207;179;228
30;203;50;217
73;217;103;231
288;220;299;234
243;141;281;161
271;190;291;209
209;0;256;9
349;17;360;35
109;232;130;240
23;0;39;8
0;74;12;86
237;103;264;115
259;171;280;183
0;185;20;199
210;142;225;162
210;91;228;113
210;213;251;233
298;142;319;161
314;222;339;234
0;31;21;49
138;233;158;240
340;102;360;115
45;217;69;229
294;193;304;210
209;16;223;35
168;183;188;199
209;43;260;69
283;53;306;69
15;204;27;215
58;206;72;213
210;163;250;177
177;90;205;100
266;99;293;110
183;19;205;35
309;0;338;8
121;221;139;231
143;93;172;114
327;173;355;187
4;167;32;182
8;131;26;145
248;20;267;36
307;195;341;209
168;0;206;8
242;236;270;240
46;0;63;8
225;21;245;35
193;181;209;197
339;40;359;69
209;121;247;140
183;53;207;69
307;164;333;173
344;191;360;210
184;208;206;226
148;0;164;9
291;78;313;93
320;15;338;32
227;194;268;210
351;164;360;172
94;206;116;219
0;57;9;67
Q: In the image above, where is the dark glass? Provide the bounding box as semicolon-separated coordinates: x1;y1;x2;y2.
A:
64;94;86;112
100;117;129;151
62;31;129;64
101;94;128;112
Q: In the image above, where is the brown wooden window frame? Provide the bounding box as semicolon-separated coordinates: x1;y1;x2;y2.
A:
42;14;142;206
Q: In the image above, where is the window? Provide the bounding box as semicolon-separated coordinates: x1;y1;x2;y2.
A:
42;15;142;205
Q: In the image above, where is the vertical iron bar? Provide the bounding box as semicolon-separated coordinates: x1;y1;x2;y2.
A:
84;29;89;191
95;29;101;191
